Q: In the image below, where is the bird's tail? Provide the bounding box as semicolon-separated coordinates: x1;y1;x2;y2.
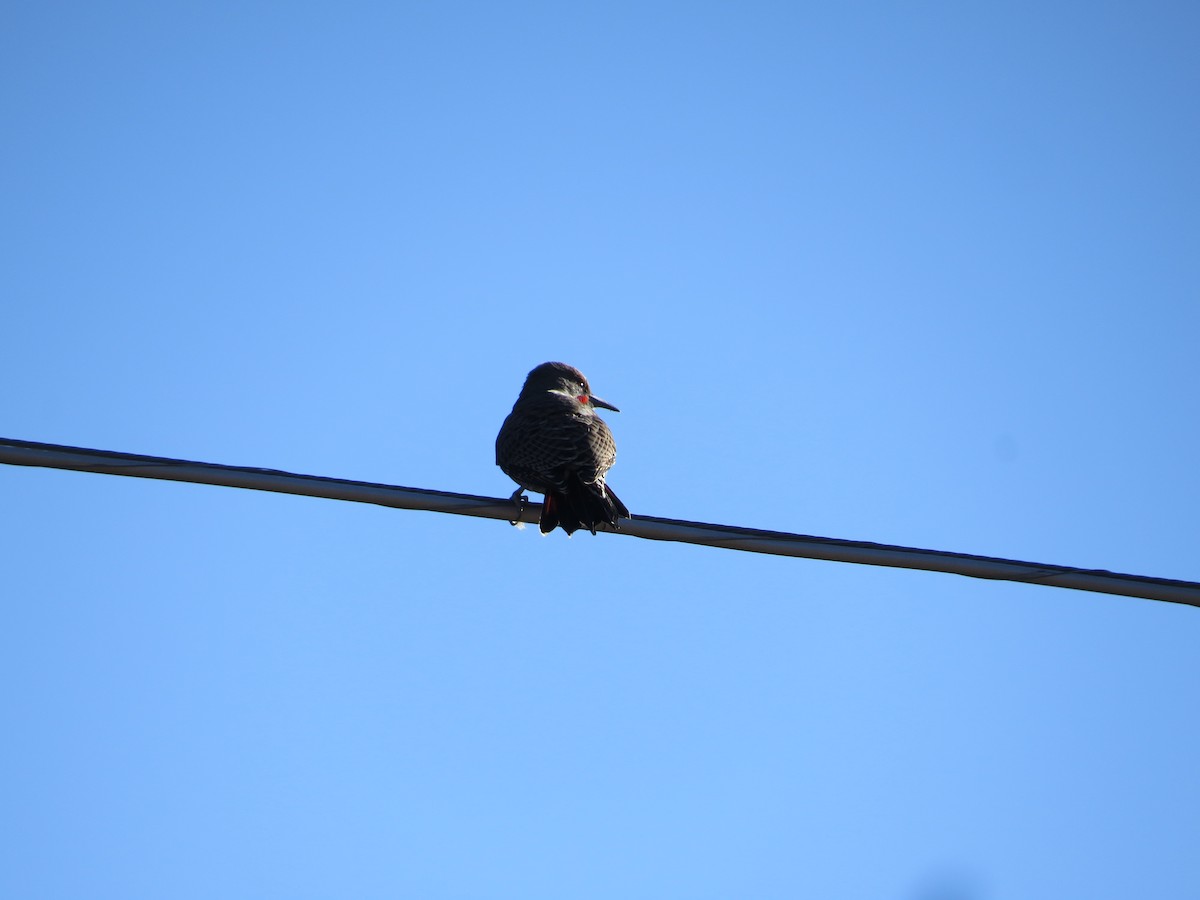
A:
540;477;630;536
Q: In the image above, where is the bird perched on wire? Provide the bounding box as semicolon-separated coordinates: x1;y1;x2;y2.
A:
496;361;630;536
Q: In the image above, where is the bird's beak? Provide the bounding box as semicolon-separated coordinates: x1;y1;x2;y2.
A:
589;395;620;412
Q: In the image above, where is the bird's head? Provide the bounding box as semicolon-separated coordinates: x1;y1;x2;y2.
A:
520;361;620;412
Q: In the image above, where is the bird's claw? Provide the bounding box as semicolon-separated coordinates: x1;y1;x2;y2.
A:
508;489;528;526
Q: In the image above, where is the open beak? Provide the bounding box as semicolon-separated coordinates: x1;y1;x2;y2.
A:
589;395;620;413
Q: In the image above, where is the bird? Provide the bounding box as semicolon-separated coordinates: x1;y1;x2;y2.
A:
496;361;630;535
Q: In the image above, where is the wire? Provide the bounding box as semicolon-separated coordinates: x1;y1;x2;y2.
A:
2;436;1196;608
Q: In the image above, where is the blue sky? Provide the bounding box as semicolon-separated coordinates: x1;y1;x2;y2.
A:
2;3;1198;898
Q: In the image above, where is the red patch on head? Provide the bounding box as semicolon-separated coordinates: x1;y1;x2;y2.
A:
578;395;589;404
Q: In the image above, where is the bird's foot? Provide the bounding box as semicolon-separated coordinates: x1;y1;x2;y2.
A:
508;488;528;527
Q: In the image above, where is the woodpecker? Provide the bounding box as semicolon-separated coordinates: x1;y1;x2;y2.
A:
496;361;630;535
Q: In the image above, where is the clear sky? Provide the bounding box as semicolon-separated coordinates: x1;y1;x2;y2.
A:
2;3;1198;898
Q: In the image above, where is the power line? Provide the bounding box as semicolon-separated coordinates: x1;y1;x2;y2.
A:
1;436;1196;608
